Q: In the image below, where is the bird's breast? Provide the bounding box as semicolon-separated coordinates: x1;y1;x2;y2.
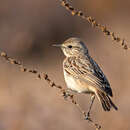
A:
63;70;93;93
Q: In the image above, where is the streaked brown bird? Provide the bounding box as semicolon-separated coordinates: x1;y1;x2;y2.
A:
53;37;118;119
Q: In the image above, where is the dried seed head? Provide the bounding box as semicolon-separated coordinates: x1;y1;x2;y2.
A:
1;52;7;57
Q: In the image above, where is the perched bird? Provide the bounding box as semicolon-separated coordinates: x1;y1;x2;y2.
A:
53;37;118;118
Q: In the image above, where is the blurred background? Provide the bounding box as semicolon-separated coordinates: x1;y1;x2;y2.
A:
0;0;130;130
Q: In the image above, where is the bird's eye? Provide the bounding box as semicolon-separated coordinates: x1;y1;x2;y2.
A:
68;45;72;48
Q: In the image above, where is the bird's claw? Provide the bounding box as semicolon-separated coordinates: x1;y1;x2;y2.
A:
85;112;91;120
63;91;70;100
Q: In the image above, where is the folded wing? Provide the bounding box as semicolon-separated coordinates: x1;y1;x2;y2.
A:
64;56;113;97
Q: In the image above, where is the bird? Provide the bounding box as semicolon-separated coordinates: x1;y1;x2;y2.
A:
53;37;118;119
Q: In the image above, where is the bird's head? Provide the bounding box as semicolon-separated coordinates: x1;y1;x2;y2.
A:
53;37;88;57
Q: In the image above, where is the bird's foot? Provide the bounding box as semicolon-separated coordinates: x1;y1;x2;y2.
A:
62;89;71;100
85;112;91;120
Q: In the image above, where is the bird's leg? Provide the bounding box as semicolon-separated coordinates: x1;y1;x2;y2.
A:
85;94;95;120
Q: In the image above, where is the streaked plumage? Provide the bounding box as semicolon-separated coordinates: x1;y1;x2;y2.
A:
55;37;118;112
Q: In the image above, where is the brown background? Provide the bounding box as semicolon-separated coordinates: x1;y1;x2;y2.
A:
0;0;130;130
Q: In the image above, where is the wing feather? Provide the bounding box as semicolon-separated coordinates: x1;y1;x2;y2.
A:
64;56;113;96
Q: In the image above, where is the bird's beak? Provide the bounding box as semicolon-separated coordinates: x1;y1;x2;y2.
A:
52;44;62;47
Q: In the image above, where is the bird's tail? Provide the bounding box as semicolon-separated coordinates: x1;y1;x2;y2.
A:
96;90;118;111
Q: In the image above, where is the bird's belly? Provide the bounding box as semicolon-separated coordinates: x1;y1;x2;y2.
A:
64;71;92;93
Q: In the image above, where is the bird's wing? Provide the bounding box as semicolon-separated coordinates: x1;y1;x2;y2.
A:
64;56;113;96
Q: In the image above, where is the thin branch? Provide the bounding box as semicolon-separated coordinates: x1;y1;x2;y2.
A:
0;51;101;130
60;0;130;50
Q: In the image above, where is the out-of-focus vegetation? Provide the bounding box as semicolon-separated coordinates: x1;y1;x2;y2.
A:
0;0;130;130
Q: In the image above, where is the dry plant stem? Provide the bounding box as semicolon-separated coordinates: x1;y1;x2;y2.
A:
60;0;130;50
0;51;101;130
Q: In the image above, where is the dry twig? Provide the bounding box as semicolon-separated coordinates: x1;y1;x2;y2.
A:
60;0;130;50
0;51;101;130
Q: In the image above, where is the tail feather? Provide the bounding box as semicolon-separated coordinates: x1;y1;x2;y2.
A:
107;95;118;110
98;92;111;111
96;90;118;111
